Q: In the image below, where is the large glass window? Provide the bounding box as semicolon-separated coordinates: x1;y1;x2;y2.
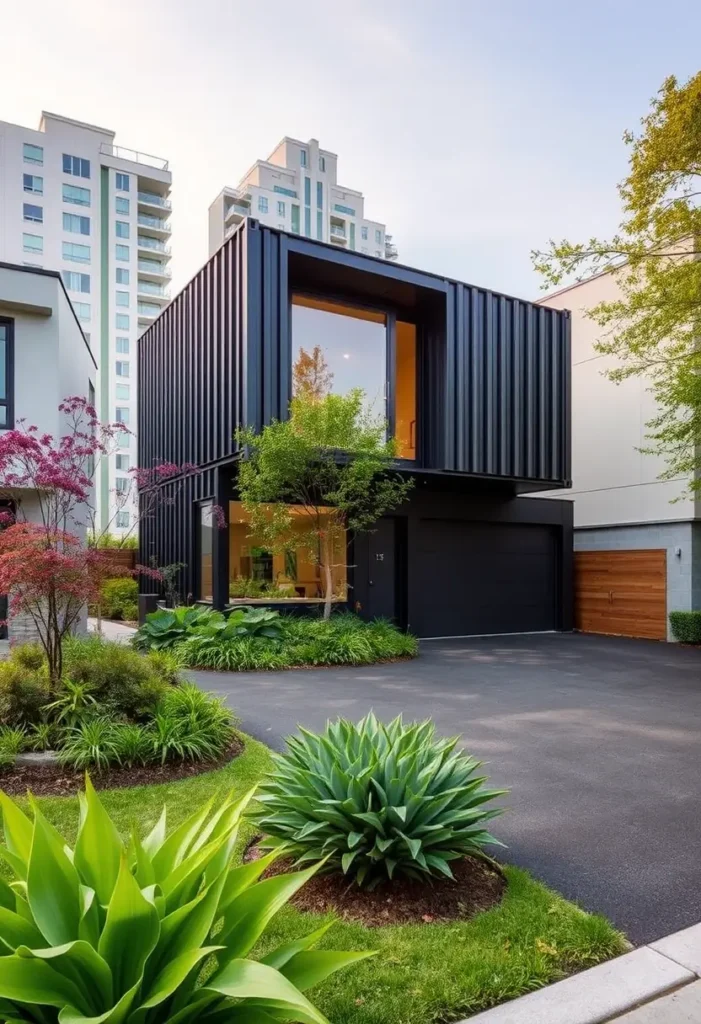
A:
199;502;214;602
116;197;130;214
115;244;129;261
228;501;346;603
62;241;90;264
62;271;90;294
291;295;387;419
63;154;90;178
63;184;90;207
23;234;43;255
395;321;417;460
63;213;90;235
23;144;43;166
0;320;13;427
116;220;130;238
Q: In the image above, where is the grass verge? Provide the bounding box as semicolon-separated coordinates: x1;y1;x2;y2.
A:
26;732;626;1024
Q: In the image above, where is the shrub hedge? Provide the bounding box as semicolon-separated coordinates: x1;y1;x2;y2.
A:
669;610;701;643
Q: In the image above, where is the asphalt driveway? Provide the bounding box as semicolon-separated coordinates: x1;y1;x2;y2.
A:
190;632;701;944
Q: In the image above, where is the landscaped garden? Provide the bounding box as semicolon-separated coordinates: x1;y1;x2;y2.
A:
134;605;419;671
0;719;627;1024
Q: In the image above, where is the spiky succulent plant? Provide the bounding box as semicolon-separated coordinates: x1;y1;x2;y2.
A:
0;777;370;1023
256;713;506;888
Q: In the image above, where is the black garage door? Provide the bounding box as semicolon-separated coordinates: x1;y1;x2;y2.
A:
412;519;558;637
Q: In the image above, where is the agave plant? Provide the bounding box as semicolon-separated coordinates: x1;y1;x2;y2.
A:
0;779;370;1022
257;713;507;888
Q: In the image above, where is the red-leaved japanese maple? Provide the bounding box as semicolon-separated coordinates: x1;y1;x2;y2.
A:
0;396;192;684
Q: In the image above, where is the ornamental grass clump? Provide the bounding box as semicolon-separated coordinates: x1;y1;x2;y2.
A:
257;712;507;888
0;778;370;1023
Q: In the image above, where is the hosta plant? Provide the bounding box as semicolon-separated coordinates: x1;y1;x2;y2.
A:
257;713;506;888
0;779;370;1023
133;605;216;651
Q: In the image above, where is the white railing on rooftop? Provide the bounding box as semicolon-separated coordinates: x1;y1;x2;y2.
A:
100;143;169;171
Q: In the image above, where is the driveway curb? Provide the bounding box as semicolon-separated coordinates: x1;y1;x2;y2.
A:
459;923;701;1023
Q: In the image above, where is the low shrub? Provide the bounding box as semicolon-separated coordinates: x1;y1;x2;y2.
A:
669;610;701;643
151;683;235;763
57;717;121;771
0;656;50;725
62;634;178;717
9;643;45;672
120;601;138;622
110;721;152;766
0;726;26;755
0;781;366;1024
99;577;139;620
28;721;57;751
179;612;419;671
257;712;506;888
43;678;99;727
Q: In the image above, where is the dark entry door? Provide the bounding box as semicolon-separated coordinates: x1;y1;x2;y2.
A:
413;519;557;637
365;518;396;622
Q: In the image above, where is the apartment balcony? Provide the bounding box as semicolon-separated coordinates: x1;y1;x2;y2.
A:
100;142;168;171
137;190;172;213
137;259;171;282
137;236;171;257
138;301;162;326
137;279;170;305
137;213;171;238
329;221;348;245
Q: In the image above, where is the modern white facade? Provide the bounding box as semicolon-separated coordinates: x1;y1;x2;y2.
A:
0;263;97;640
539;267;701;634
0;111;172;534
209;137;396;260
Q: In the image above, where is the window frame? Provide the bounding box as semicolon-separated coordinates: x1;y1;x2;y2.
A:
0;318;15;430
23;143;43;166
115;360;130;377
116;337;130;354
22;203;43;224
62;212;90;235
115;220;130;239
115;197;130;214
63;154;90;179
115;172;130;192
23;174;43;195
22;233;43;255
196;499;215;603
62;183;91;207
62;241;90;264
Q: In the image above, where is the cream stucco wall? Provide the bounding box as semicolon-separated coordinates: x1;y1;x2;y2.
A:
538;269;695;528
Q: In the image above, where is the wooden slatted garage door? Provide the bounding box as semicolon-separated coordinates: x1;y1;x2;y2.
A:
574;549;667;640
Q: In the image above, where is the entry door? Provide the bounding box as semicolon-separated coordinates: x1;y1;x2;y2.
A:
365;518;396;621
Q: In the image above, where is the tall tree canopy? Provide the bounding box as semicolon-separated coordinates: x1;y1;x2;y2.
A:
533;71;701;492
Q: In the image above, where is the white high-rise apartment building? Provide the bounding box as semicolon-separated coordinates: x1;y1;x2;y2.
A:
209;137;396;260
0;111;172;534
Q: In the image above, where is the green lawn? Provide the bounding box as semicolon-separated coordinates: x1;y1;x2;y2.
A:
27;733;627;1024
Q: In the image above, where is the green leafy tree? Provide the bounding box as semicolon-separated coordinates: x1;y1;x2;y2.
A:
533;71;701;493
236;390;413;619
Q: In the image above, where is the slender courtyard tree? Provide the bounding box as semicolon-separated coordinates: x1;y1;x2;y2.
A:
533;71;701;493
236;389;413;620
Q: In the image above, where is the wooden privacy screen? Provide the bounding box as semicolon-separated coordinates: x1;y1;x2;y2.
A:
574;549;667;641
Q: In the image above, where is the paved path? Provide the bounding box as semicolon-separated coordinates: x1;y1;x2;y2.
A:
190;632;701;945
87;617;137;643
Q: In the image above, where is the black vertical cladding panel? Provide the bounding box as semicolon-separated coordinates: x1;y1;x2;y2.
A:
444;283;457;471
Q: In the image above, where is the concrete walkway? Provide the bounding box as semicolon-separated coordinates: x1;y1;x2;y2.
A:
462;923;701;1022
87;617;137;643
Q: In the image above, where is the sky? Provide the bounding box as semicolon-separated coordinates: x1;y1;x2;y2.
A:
2;0;701;299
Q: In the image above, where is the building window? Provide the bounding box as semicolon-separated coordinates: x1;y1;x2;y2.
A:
62;184;90;207
228;500;347;603
300;149;307;167
361;226;368;240
115;383;130;400
62;271;90;294
316;181;323;209
277;200;285;216
304;207;311;237
116;454;130;471
116;291;129;308
23;203;43;224
63;154;90;178
319;155;326;172
22;233;43;255
116;268;130;285
115;197;130;214
258;196;268;214
350;223;355;250
115;477;129;493
73;302;91;321
273;185;297;198
62;212;90;235
317;210;323;240
116;431;130;447
0;320;14;428
115;220;130;239
198;502;214;602
115;313;129;330
115;244;129;261
304;177;311;205
62;241;90;264
23;143;43;166
23;174;43;195
291;294;387;422
115;172;130;191
115;360;129;377
375;229;382;244
115;407;130;424
334;204;355;216
116;337;130;354
116;511;130;529
291;205;300;234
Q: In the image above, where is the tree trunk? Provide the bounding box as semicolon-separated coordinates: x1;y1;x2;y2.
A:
320;532;333;621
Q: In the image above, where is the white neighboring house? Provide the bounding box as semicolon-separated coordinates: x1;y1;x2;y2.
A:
0;111;172;536
208;136;396;260
539;267;700;641
0;262;97;642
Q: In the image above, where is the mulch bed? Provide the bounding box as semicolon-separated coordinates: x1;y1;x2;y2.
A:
0;736;244;797
244;841;506;926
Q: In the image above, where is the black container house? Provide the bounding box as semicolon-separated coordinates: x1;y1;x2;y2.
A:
138;220;572;637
